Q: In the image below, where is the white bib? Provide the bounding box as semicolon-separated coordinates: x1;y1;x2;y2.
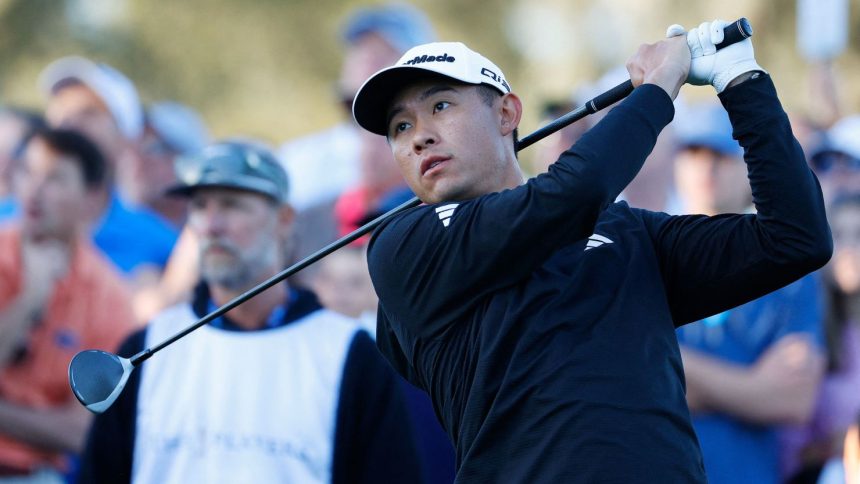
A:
132;304;360;484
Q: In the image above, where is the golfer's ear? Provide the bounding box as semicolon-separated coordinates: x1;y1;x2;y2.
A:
499;92;522;137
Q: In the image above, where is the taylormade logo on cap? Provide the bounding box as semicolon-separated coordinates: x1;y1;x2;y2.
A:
352;41;512;135
394;42;511;94
404;53;456;65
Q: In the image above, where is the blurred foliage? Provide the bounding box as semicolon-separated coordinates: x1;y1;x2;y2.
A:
0;0;858;143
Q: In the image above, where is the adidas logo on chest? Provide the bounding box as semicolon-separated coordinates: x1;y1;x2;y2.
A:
585;233;614;251
435;203;459;227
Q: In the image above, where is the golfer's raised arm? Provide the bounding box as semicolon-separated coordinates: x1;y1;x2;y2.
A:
640;22;833;325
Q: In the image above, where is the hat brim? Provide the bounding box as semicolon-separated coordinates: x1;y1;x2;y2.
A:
165;178;282;203
352;66;476;136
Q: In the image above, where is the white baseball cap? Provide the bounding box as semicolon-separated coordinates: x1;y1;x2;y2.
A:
352;41;511;135
38;56;144;140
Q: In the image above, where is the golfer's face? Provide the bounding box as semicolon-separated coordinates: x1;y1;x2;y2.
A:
386;81;509;204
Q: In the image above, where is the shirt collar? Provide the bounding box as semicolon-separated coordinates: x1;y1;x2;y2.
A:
191;282;323;332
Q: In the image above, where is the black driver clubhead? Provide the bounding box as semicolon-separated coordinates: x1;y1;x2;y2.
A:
68;350;133;414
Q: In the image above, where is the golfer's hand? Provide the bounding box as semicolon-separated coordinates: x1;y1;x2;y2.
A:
667;20;766;93
626;35;690;101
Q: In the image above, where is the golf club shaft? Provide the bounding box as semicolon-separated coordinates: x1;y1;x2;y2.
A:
130;196;420;365
131;17;754;367
127;83;624;367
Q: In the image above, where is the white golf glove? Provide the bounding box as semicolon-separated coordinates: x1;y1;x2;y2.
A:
666;20;766;93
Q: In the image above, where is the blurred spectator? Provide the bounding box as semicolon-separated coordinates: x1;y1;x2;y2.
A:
666;104;750;215
528;68;627;177
0;127;135;481
118;102;208;320
332;126;413;237
788;58;844;166
805;60;843;130
80;140;423;483
312;245;377;333
787;111;826;159
782;192;860;483
528;66;676;211
131;224;200;322
0;108;46;222
808;115;860;206
848;416;860;484
280;3;435;282
624;100;678;211
817;413;860;484
672;104;825;484
527;98;587;176
121;101;209;228
281;2;434;212
38;56;179;280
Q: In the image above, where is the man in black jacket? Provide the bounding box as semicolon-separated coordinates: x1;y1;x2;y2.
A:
351;20;832;482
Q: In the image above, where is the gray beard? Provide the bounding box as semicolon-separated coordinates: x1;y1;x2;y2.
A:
201;260;256;291
199;241;279;292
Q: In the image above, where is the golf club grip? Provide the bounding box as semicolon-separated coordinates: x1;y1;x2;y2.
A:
588;81;635;113
719;18;753;50
588;17;754;113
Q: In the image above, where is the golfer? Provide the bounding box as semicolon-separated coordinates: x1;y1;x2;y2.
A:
351;20;832;482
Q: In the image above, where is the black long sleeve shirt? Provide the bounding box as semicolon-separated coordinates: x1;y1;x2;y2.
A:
367;76;832;483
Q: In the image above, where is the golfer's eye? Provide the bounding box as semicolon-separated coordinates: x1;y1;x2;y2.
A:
392;121;411;136
433;101;450;113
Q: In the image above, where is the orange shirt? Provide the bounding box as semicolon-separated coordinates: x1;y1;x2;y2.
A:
0;226;137;471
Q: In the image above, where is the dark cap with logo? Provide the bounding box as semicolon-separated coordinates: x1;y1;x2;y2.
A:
167;140;289;203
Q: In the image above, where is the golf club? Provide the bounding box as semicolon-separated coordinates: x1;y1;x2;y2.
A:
69;18;753;414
